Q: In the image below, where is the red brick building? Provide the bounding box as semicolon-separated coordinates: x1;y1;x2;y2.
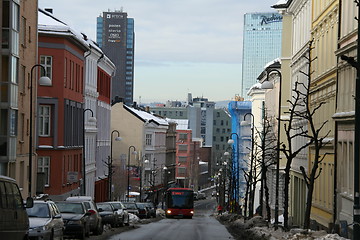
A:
36;9;89;200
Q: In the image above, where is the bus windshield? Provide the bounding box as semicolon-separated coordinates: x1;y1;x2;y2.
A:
167;190;193;209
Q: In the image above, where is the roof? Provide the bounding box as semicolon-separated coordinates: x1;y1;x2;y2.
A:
124;105;169;126
168;119;189;130
38;8;89;50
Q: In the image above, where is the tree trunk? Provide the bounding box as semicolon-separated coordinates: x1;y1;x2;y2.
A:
304;180;314;229
283;164;291;229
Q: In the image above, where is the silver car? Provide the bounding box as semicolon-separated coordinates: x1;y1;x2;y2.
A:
108;202;130;226
26;200;64;240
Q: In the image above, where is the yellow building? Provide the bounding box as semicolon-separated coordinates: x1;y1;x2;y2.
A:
309;0;338;230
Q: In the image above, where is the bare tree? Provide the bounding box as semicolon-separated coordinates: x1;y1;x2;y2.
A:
279;40;330;229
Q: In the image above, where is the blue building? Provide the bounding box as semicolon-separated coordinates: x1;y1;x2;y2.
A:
228;101;252;208
97;11;135;105
241;12;282;98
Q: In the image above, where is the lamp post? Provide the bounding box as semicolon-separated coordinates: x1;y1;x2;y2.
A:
261;68;282;226
127;146;136;201
82;108;96;196
29;64;51;197
109;130;122;201
139;156;149;202
224;150;231;208
241;112;255;217
228;132;240;212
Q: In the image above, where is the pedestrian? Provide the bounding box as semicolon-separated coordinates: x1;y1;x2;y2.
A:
217;204;223;215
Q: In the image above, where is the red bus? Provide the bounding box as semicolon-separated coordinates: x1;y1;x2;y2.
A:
165;188;194;219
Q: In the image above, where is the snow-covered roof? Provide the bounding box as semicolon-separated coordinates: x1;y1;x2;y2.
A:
38;9;89;50
170;119;189;130
263;58;281;69
124;105;169;126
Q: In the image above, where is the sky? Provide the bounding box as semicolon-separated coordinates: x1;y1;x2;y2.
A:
39;0;279;103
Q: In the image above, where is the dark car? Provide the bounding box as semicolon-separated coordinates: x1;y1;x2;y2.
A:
122;202;139;216
144;202;156;218
97;202;119;227
27;200;64;240
65;196;103;235
108;202;130;226
135;202;149;219
55;201;91;239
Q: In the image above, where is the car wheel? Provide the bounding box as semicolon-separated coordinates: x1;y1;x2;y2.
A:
125;216;130;226
119;217;124;227
79;226;86;240
50;230;54;240
94;222;103;235
85;224;91;237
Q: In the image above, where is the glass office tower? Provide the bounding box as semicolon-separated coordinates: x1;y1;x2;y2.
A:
97;11;135;105
241;12;282;98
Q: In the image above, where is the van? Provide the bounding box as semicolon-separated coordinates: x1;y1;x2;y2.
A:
0;175;33;240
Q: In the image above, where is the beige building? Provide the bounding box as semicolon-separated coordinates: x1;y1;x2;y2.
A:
1;0;38;198
309;0;338;230
111;101;169;200
334;0;358;237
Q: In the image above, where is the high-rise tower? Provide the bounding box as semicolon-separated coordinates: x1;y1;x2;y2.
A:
97;11;135;105
241;12;282;98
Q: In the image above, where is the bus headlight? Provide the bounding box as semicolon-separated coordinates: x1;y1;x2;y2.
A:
166;210;172;214
190;211;194;214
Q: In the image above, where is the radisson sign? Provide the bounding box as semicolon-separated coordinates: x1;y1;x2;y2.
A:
260;14;283;25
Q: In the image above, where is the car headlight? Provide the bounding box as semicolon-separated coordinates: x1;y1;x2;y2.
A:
67;220;82;225
166;210;171;214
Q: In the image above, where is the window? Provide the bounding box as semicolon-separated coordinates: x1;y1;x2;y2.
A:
178;167;186;174
38;156;50;186
40;55;52;83
145;134;152;146
179;133;187;140
39;105;51;136
178;144;188;151
178;156;187;162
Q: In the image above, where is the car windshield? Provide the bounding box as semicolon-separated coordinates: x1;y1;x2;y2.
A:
56;202;85;214
26;203;50;218
111;203;122;209
98;204;112;211
122;202;136;209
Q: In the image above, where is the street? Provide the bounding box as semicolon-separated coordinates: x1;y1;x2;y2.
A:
107;198;234;240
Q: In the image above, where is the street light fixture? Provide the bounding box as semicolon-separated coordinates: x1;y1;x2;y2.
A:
127;146;137;201
261;68;282;226
82;108;96;195
139;156;149;202
242;112;255;218
29;64;51;197
227;133;240;212
109;130;121;201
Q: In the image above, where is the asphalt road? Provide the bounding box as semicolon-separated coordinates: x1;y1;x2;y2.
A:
107;198;234;240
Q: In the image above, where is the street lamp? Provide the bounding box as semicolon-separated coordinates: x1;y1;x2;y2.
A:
261;68;282;226
139;156;149;202
127;146;137;201
228;132;240;212
241;112;255;217
82;108;96;195
29;64;51;197
109;130;122;200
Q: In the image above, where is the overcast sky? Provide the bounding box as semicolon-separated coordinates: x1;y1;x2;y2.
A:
39;0;278;103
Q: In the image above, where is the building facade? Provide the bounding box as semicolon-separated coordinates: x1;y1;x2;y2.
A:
241;12;283;98
97;11;135;105
37;9;90;200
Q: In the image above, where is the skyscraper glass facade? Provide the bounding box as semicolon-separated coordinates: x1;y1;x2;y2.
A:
97;12;135;105
241;12;282;98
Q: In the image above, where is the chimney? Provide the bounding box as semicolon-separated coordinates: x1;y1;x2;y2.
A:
145;106;150;113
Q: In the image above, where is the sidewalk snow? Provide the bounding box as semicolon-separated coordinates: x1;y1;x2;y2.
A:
216;213;349;240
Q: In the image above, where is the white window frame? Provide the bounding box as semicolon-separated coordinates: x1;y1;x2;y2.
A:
38;156;50;186
145;134;152;146
40;55;52;83
39;105;51;136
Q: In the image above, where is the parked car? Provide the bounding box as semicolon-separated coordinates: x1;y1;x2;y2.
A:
27;200;64;240
144;202;156;218
0;175;33;240
65;196;103;235
108;201;130;226
55;201;91;239
97;202;119;227
135;202;150;219
122;202;139;216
